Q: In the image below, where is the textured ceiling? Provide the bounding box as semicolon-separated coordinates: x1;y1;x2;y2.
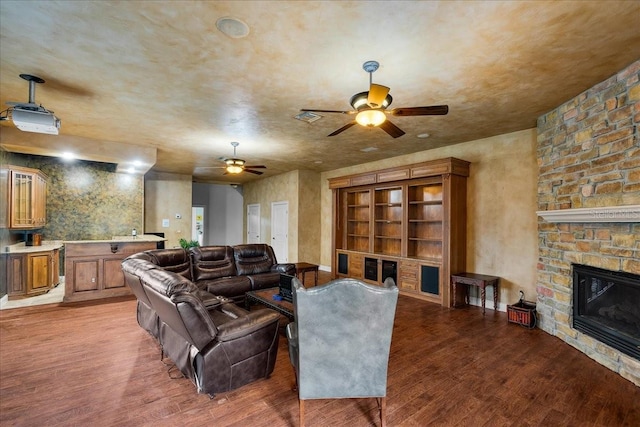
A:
1;1;639;183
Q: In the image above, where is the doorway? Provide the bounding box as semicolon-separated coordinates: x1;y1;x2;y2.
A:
271;201;288;262
192;206;205;246
247;203;261;244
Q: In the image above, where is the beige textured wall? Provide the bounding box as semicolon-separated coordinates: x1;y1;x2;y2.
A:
243;170;299;262
297;170;321;264
144;171;192;249
320;129;539;308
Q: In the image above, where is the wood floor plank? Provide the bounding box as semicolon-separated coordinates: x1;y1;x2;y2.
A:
1;272;639;426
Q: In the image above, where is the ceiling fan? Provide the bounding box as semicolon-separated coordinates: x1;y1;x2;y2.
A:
199;142;266;175
300;61;448;138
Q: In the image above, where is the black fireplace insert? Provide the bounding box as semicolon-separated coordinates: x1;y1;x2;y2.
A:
572;264;640;360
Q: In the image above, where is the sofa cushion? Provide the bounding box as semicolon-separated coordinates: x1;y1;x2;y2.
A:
233;244;276;275
202;276;252;301
190;246;237;281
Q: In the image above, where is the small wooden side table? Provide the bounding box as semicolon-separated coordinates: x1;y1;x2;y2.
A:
295;262;319;287
451;272;500;315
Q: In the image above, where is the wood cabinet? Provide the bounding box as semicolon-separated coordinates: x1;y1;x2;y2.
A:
7;248;60;298
330;157;469;307
64;241;157;303
4;165;47;229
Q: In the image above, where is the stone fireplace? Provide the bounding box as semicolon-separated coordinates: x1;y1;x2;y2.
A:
536;59;640;386
572;263;640;360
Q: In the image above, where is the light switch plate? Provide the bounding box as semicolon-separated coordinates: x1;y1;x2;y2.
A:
162;219;170;227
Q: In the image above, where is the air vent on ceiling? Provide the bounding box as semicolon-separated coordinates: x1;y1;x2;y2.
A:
294;111;322;123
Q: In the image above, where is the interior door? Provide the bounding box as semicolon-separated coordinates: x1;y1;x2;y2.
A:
192;206;205;246
271;201;288;262
247;203;261;243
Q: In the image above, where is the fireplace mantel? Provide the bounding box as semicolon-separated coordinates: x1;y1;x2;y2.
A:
537;205;640;223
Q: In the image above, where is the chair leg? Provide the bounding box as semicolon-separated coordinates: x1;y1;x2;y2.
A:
291;365;298;392
299;399;305;427
377;397;386;427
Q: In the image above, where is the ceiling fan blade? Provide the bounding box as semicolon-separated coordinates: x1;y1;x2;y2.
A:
389;105;449;116
367;83;390;108
243;165;266;169
379;120;405;138
245;169;264;175
300;108;355;115
328;121;357;137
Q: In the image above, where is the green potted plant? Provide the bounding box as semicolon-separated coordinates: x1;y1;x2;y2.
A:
179;238;200;249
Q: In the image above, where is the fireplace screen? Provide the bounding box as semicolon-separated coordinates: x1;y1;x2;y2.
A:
573;264;640;360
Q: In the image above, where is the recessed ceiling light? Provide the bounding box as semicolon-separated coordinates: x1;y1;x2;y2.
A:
417;133;430;138
314;160;323;164
216;17;250;38
61;152;75;160
360;147;379;152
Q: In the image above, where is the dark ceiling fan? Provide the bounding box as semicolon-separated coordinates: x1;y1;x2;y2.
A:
300;61;448;138
198;142;266;175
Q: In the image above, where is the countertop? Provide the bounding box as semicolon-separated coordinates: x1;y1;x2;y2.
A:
63;235;166;244
5;240;65;254
5;235;165;253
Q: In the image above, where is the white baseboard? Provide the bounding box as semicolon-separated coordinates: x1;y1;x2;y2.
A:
0;294;8;309
468;296;506;313
319;264;331;272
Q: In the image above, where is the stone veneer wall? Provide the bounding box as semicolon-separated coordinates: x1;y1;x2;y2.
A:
7;153;143;241
536;60;640;386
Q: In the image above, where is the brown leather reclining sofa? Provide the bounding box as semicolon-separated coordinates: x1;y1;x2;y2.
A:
121;243;294;396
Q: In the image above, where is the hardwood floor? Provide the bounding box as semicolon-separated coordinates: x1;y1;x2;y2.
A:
1;272;638;426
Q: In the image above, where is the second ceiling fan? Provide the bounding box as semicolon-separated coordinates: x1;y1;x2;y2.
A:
301;61;448;138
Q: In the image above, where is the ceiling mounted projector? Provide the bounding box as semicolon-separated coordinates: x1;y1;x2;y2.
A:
2;74;61;135
11;107;61;135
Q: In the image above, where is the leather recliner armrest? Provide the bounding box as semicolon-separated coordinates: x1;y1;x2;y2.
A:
215;309;280;342
193;289;232;309
271;263;296;275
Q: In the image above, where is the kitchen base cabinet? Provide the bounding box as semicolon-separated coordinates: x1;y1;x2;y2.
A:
64;241;156;303
7;248;61;299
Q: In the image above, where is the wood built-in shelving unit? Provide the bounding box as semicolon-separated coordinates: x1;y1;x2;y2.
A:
374;186;402;256
346;190;370;252
407;180;443;260
330;158;469;307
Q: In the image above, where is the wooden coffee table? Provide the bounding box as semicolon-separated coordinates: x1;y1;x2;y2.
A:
245;287;294;320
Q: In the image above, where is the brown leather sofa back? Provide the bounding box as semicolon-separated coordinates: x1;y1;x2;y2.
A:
121;256;160;338
145;248;192;280
139;266;216;349
233;244;277;275
190;246;237;281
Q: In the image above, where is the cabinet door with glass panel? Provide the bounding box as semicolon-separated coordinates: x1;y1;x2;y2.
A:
8;166;47;229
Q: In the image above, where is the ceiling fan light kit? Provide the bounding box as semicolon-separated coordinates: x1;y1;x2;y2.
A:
300;60;448;138
356;109;386;127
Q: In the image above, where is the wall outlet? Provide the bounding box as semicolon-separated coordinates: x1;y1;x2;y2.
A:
162;219;170;227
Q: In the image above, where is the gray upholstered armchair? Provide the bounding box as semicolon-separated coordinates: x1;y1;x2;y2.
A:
286;277;399;426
